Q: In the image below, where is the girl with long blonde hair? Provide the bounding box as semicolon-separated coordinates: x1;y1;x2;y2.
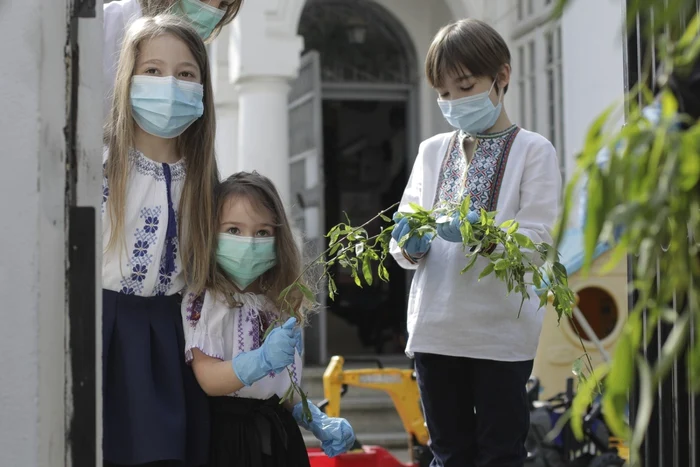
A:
182;172;356;466
102;15;218;466
104;0;245;121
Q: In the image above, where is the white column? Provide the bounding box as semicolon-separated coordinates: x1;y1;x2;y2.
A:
216;102;239;179
226;0;303;210
211;26;240;179
236;77;291;206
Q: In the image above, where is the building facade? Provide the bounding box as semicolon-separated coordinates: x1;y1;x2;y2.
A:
0;0;628;464
210;0;626;363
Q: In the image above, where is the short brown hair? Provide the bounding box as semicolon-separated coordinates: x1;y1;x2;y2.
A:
425;19;511;93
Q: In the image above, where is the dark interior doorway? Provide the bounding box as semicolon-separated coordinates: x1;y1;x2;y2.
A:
322;99;409;355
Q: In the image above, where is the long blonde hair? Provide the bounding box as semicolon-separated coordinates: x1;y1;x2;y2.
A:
138;0;244;41
105;15;219;295
209;172;310;322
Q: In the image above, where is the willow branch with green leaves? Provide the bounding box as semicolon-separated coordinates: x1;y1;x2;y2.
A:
261;202;401;420
392;195;576;321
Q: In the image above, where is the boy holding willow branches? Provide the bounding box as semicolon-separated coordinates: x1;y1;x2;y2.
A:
390;19;562;467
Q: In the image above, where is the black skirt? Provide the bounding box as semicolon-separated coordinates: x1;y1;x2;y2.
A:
208;396;310;467
102;290;210;466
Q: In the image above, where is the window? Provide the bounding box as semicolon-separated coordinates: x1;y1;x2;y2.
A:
516;38;538;132
517;0;523;21
569;287;620;341
518;46;527;127
528;40;537;132
544;26;565;178
512;1;565;179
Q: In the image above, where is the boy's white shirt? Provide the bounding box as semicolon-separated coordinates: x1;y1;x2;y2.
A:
103;0;143;123
390;128;562;362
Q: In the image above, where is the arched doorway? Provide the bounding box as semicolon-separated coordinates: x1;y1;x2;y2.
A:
290;0;418;363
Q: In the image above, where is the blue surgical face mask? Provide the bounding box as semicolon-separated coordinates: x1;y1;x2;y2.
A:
177;0;225;40
130;75;204;139
437;80;502;136
217;234;277;291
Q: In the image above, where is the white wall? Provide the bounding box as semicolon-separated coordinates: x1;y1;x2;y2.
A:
0;0;66;465
0;0;103;465
561;0;625;179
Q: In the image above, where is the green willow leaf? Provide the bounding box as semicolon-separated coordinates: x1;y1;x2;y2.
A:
479;262;495;280
571;363;609;440
362;259;373;286
297;283;316;302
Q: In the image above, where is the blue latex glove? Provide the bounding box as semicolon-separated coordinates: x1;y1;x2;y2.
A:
293;402;355;458
294;325;304;356
391;213;433;258
436;211;479;243
232;317;300;386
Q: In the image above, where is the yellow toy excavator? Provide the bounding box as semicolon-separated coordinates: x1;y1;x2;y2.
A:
317;355;431;466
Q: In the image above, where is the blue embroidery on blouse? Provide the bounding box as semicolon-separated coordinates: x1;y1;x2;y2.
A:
152;238;179;296
129;148;186;182
119;206;162;295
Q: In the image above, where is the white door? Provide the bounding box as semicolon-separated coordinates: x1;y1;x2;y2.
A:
288;51;327;365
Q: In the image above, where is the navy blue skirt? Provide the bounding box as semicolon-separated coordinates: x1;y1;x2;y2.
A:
103;289;210;466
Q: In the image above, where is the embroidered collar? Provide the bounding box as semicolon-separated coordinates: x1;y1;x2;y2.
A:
434;126;520;211
129;148;187;182
460;124;519;141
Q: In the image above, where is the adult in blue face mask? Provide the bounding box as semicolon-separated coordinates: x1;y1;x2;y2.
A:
103;0;244;123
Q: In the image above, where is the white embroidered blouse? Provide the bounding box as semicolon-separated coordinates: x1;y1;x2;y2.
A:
182;290;303;400
102;146;186;297
389;126;562;362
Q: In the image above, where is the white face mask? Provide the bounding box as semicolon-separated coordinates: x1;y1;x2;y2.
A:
437;80;502;135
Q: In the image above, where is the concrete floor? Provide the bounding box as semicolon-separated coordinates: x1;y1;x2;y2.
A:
389;448;412;463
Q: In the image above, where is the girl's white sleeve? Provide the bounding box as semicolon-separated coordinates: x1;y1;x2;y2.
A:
510;140;562;266
182;290;228;363
103;0;142;122
389;142;427;270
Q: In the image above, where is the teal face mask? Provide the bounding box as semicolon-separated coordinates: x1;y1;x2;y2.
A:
177;0;225;40
217;234;277;291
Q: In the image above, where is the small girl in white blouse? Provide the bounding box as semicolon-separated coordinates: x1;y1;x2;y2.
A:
389;18;562;467
182;171;355;467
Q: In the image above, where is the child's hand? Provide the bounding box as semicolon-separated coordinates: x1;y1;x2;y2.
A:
232;318;300;386
293;402;355;458
391;213;433;258
436;210;479;243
